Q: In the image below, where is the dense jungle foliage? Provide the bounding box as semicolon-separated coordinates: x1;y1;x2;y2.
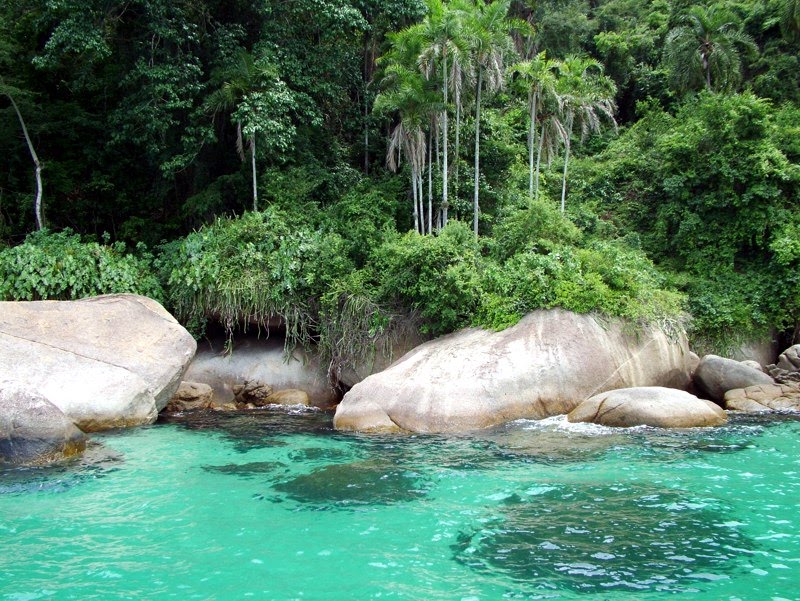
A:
1;0;798;367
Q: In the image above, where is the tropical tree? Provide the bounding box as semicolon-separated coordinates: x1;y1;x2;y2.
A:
780;0;800;38
0;80;43;230
556;55;617;213
206;50;296;212
417;0;468;227
663;4;758;93
463;0;519;236
375;62;439;233
510;51;560;202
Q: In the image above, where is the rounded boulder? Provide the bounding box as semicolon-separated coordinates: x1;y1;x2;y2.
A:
0;387;87;466
568;387;727;428
334;309;694;433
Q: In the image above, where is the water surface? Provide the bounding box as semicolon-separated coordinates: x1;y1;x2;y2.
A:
1;410;799;600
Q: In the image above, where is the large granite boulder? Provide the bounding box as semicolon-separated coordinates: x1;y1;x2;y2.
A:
693;354;774;403
568;387;727;428
724;383;800;412
0;294;196;431
0;387;87;466
184;337;338;408
334;309;694;433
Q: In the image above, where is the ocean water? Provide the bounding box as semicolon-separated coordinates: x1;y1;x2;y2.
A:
1;409;799;600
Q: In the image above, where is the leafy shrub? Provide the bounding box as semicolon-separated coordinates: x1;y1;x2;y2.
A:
491;200;583;261
477;241;685;333
0;229;162;301
158;208;353;344
370;221;484;335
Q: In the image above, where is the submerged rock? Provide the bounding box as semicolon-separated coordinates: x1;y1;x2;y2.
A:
568;386;726;428
0;294;196;431
693;354;774;403
0;387;87;466
334;309;693;433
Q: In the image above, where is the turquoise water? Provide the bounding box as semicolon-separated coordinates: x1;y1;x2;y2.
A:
1;410;800;600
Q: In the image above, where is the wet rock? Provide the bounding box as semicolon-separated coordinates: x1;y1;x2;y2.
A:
724;382;800;413
266;389;310;406
232;381;273;406
568;387;726;428
0;387;87;466
165;381;213;412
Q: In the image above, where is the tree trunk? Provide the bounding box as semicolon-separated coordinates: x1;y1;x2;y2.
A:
560;137;571;214
442;53;449;226
428;129;433;235
5;92;43;230
450;101;459;227
534;121;546;202
473;68;483;237
251;136;258;212
528;90;537;201
411;168;419;234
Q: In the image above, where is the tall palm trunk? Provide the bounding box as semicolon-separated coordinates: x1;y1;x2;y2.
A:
534;122;546;202
442;53;449;225
427;129;433;235
560;121;573;214
5;92;43;230
250;136;258;212
411;165;420;234
528;91;537;201
449;102;459;227
473;68;483;237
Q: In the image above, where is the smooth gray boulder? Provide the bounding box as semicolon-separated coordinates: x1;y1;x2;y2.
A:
0;387;87;466
0;294;196;431
184;338;338;408
334;309;694;433
693;354;774;403
568;387;727;428
776;345;800;372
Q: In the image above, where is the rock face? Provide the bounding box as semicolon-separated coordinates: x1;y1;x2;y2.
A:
0;294;196;431
725;383;800;412
0;387;87;466
165;381;214;413
184;338;338;408
693;355;775;403
334;310;694;433
568;387;727;428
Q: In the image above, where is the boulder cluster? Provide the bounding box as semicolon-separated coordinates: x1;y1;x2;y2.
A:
3;294;799;466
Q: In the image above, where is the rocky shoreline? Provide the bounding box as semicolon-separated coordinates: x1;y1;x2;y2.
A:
2;294;799;466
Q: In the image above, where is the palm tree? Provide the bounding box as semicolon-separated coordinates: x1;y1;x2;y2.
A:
556;55;617;213
1;80;43;230
780;0;800;38
509;51;560;202
663;5;758;93
374;63;439;233
462;0;519;236
207;50;290;212
417;0;467;228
